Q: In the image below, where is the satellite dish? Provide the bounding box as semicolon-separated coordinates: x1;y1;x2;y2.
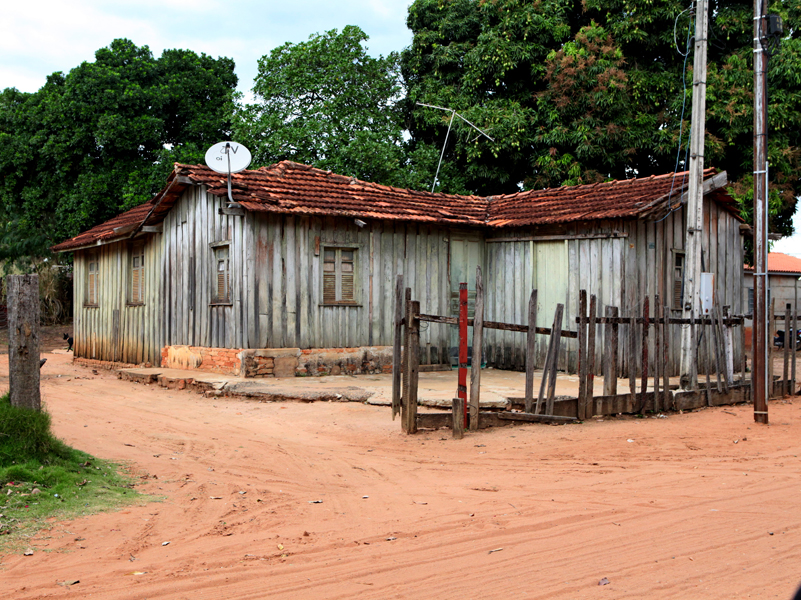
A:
204;141;252;174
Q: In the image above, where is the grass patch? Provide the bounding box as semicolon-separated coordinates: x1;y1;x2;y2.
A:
0;393;145;552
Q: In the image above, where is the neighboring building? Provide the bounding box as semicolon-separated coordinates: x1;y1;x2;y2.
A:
744;252;801;349
52;162;745;378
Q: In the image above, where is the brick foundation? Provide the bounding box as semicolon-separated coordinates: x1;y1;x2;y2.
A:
161;345;394;378
74;357;140;371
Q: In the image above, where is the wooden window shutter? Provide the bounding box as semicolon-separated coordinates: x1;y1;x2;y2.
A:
214;245;230;302
88;272;96;305
673;253;685;309
130;243;144;303
341;250;354;301
87;254;98;305
323;249;336;303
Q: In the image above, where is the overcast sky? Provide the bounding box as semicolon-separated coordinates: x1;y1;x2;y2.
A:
1;0;413;96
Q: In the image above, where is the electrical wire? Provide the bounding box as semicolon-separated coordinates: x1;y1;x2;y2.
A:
655;3;695;224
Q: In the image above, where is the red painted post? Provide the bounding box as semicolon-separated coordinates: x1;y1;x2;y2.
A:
459;283;468;428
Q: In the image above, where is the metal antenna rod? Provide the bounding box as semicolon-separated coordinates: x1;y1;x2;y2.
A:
225;142;235;205
416;102;495;193
432;111;456;193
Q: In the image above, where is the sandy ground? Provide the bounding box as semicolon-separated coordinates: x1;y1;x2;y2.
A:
1;348;801;599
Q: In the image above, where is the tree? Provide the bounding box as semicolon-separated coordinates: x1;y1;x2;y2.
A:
0;39;237;263
401;0;801;236
235;25;409;186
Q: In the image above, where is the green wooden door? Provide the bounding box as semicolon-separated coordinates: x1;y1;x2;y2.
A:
449;234;483;365
533;240;569;367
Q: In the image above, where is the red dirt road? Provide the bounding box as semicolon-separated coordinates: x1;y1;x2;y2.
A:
2;350;801;599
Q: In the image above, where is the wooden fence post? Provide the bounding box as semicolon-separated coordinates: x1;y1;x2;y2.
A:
452;398;464;439
401;288;412;433
793;305;798;394
469;268;484;430
406;300;420;434
768;298;775;398
663;304;670;410
653;296;661;412
703;306;713;407
638;296;649;413
783;303;791;397
723;305;734;386
712;300;728;394
577;290;587;419
8;274;41;411
585;295;597;419
391;275;404;420
629;301;637;407
458;284;468;429
604;306;619;397
524;289;538;413
546;304;564;417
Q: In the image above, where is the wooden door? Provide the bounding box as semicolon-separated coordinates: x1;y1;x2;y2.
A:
449;234;483;365
533;241;569;367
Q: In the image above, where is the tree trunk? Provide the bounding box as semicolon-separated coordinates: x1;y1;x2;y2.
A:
8;274;41;411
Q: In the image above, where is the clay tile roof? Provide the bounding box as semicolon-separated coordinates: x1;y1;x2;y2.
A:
179;160;488;225
486;168;724;227
52;161;739;252
745;252;801;274
50;202;155;252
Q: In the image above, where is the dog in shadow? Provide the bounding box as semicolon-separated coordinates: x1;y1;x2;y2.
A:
63;333;73;352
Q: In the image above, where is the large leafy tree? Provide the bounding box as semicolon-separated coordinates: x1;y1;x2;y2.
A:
0;39;237;261
234;25;411;186
401;0;801;234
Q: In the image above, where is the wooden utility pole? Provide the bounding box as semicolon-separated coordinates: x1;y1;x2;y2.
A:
752;0;770;424
679;0;709;390
8;274;41;411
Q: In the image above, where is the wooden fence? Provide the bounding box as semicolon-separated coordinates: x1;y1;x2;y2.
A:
393;271;796;436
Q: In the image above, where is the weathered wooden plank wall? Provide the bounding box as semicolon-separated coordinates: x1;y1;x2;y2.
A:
73;234;162;365
75;184;743;375
159;186;453;357
482;201;744;376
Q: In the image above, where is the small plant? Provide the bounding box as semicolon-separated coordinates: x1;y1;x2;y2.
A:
0;393;144;551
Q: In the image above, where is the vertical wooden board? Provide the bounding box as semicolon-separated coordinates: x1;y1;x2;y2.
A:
271;215;284;348
245;212;257;348
439;229;450;360
310;217;323;348
283;216;297;347
296;217;309;348
483;241;495;364
380;223;394;346
405;224;417;304
655;215;665;302
588;239;601;373
566;238;579;372
503;241;514;368
161;215;171;349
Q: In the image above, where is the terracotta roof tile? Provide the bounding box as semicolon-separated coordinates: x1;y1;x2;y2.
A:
745;252;801;274
52;161;739;252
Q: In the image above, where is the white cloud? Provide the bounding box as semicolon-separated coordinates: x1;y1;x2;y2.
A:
1;0;413;94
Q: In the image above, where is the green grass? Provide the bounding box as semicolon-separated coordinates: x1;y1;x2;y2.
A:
0;393;145;552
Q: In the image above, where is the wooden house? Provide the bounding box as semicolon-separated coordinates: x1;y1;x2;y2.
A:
52;162;745;378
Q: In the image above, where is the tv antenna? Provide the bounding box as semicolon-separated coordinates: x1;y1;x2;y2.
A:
416;102;495;193
204;141;252;206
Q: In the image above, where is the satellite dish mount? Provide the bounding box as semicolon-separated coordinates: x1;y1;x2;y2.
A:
204;141;253;206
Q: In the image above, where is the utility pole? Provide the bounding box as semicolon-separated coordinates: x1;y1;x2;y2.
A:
679;0;709;390
752;0;770;424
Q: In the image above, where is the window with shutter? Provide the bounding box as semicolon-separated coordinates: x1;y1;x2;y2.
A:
213;245;230;303
672;251;685;310
321;247;358;305
85;251;99;306
129;242;145;304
